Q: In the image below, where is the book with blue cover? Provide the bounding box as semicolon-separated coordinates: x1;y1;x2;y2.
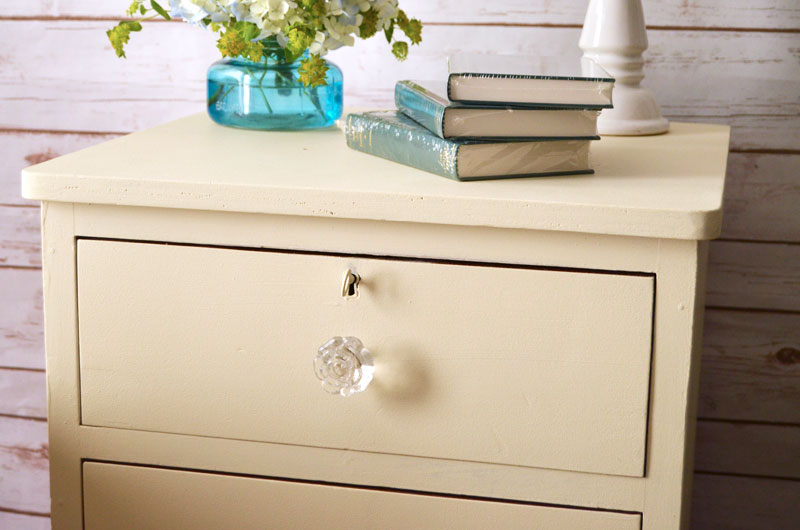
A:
344;111;593;182
447;55;614;108
395;80;601;140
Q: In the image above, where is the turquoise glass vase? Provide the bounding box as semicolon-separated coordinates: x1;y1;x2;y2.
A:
207;41;343;131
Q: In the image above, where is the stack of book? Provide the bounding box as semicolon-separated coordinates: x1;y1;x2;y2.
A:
344;56;615;181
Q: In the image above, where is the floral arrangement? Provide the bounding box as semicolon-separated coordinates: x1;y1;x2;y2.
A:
108;1;423;87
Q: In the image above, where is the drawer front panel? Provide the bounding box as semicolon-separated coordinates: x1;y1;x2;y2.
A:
83;462;642;529
78;240;654;477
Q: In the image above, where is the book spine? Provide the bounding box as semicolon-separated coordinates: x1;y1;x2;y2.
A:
395;81;447;138
345;112;459;180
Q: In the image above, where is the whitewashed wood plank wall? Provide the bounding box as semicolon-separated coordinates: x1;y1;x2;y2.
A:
1;1;798;528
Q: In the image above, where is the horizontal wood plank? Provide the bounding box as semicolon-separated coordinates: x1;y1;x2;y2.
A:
722;152;800;242
691;474;800;530
699;309;800;424
0;511;50;530
0;369;46;420
707;241;800;312
0;416;50;515
0;268;44;370
5;0;800;30
0;131;120;206
694;421;800;479
1;22;797;151
0;207;41;268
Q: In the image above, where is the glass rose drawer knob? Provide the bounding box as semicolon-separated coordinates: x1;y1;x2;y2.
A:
314;336;374;397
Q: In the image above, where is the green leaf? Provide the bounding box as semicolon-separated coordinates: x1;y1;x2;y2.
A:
107;20;142;58
384;20;394;43
139;5;146;15
391;41;408;61
234;21;261;41
150;0;171;21
126;0;144;17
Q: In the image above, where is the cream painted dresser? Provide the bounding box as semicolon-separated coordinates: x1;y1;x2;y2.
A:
22;114;729;530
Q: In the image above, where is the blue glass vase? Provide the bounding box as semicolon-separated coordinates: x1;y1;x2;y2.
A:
207;42;343;131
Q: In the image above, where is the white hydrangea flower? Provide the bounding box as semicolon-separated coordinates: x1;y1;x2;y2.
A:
308;31;327;54
169;0;229;24
168;0;406;57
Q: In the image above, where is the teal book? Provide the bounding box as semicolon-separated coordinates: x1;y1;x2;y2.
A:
447;55;614;109
344;111;593;182
395;80;601;140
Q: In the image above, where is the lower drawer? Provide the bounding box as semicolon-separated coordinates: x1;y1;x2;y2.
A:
83;462;641;529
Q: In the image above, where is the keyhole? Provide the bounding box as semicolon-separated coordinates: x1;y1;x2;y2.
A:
346;276;358;297
342;269;360;298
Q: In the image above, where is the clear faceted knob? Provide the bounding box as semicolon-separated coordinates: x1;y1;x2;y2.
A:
314;336;374;397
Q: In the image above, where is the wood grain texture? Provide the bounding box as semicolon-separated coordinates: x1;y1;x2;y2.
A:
694;421;800;479
1;1;798;525
5;0;800;30
0;511;50;530
721;153;800;242
1;22;797;151
691;474;800;530
699;309;800;424
707;241;800;312
0;416;49;515
0;268;44;370
0;131;121;206
0;369;46;420
0;207;41;268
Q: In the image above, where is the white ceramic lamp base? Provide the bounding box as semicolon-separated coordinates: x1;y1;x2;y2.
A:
580;0;669;136
598;85;669;135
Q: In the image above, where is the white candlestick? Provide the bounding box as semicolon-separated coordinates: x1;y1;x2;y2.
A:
579;0;669;135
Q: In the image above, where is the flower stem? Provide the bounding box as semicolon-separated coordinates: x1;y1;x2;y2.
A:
243;66;273;115
302;86;327;121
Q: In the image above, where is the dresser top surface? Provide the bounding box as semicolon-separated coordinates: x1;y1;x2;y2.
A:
22;112;729;240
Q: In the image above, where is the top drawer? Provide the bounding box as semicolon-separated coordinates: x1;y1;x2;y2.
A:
77;240;654;477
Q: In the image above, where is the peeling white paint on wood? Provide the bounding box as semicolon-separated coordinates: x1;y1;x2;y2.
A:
0;207;41;268
1;1;799;528
6;0;800;30
0;268;44;370
1;22;798;150
0;369;46;419
0;416;49;515
0;511;50;530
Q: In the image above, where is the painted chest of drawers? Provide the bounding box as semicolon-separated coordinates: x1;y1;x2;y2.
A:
23;114;729;529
